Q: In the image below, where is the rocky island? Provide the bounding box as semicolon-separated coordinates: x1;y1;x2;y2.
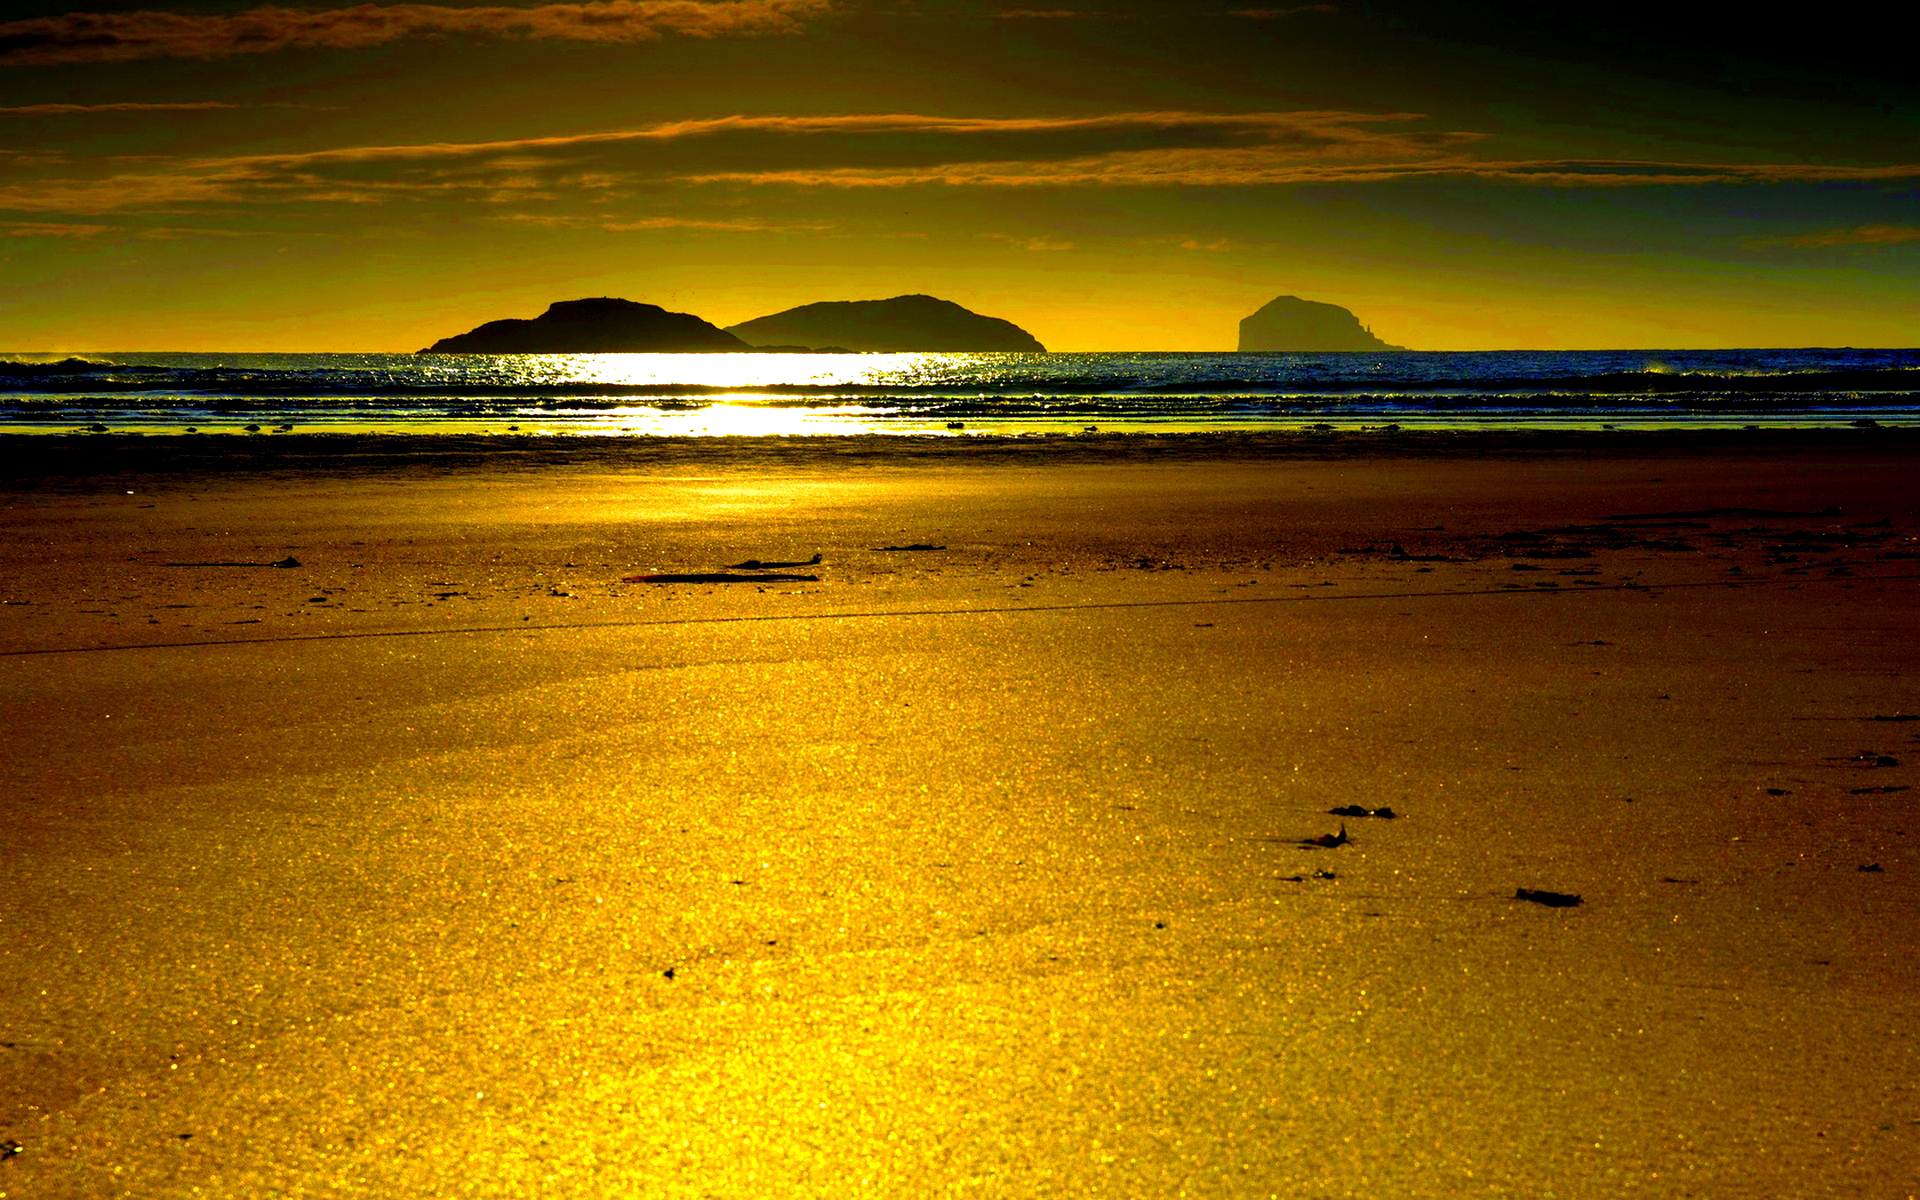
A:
418;297;748;354
1238;295;1402;352
726;295;1045;353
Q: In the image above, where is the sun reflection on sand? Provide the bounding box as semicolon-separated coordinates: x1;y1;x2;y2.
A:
565;403;898;437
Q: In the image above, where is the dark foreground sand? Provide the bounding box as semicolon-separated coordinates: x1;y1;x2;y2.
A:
2;432;1918;1197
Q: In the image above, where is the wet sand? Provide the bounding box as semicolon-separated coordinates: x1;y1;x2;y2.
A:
3;431;1918;1196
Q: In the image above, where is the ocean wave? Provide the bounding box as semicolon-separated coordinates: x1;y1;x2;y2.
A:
5;349;1916;430
0;356;135;375
3;365;1917;399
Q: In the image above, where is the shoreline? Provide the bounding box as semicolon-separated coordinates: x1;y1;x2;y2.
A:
7;425;1920;482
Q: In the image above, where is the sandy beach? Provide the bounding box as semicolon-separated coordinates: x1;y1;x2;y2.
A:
2;430;1917;1197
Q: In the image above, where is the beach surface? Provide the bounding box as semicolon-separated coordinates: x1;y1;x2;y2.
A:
2;431;1918;1197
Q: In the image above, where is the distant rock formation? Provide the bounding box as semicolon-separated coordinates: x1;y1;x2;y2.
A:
418;297;748;353
1238;295;1401;352
725;295;1045;352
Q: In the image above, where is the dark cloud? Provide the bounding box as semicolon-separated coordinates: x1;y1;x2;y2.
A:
0;0;831;66
0;100;334;113
1353;1;1911;107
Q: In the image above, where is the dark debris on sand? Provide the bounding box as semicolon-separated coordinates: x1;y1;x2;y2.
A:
1515;888;1582;908
726;553;821;570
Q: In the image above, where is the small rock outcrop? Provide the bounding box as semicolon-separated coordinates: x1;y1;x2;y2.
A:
418;297;748;353
1238;295;1401;352
725;295;1045;352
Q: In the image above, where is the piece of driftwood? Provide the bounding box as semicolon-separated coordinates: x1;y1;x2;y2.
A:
1515;888;1582;908
623;572;819;584
726;554;821;570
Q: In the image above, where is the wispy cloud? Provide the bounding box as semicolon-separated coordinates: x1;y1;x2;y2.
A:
692;149;1920;189
1;220;111;237
262;108;1443;153
1228;5;1336;17
985;232;1075;250
497;212;833;232
0;0;831;67
0;109;1467;212
3;109;1916;219
0;219;253;238
1765;224;1920;247
1157;235;1237;252
0;101;335;114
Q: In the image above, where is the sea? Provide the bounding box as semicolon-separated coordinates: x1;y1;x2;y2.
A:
2;348;1916;437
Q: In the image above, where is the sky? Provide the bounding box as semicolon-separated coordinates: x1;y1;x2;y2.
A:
0;0;1915;351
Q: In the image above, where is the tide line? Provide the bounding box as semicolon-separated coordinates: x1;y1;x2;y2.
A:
3;570;1915;658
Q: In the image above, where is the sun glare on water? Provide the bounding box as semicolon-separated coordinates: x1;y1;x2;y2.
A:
497;352;946;435
557;402;893;437
543;351;943;390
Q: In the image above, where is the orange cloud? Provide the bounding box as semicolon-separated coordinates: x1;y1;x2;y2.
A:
985;232;1075;250
0;109;1462;213
0;219;253;238
3;110;1915;219
498;212;833;232
1;101;227;114
434;109;1422;144
691;148;1920;189
0;0;831;66
1166;235;1236;251
0;171;246;213
1;220;111;237
1767;224;1920;247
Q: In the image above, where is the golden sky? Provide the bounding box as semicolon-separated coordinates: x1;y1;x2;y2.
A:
1;1;1915;350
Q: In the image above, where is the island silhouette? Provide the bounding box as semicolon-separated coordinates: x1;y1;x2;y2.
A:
726;295;1045;352
1239;296;1402;351
418;294;1045;354
415;293;1391;353
418;298;748;354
